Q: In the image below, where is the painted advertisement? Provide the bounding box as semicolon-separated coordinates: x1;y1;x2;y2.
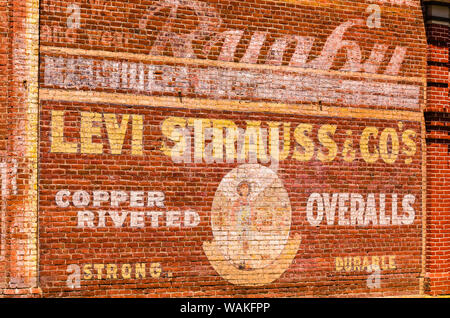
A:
38;0;427;297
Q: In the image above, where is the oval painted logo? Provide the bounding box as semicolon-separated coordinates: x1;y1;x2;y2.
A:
203;164;301;286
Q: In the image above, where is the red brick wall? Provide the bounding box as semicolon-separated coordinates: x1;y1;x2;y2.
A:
0;0;39;296
423;1;450;296
0;0;10;290
36;0;429;297
4;0;449;298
